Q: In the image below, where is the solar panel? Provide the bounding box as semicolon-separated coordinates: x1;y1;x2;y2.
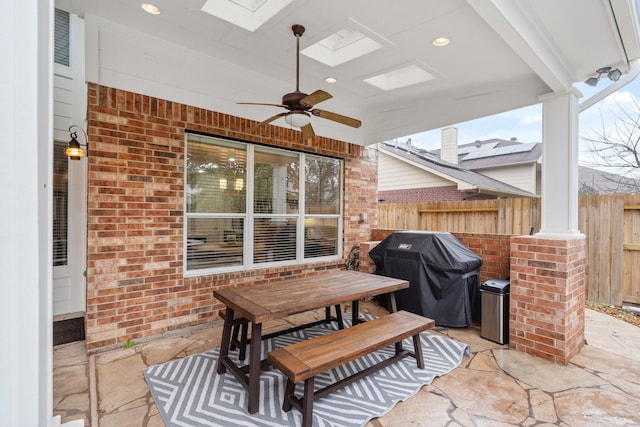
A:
458;142;499;155
462;142;536;160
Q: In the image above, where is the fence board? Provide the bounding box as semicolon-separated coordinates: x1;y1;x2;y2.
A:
378;194;640;307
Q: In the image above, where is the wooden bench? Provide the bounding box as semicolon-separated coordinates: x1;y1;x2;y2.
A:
267;310;435;427
219;305;345;362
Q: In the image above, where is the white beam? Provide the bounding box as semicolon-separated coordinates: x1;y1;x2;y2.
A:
467;0;574;92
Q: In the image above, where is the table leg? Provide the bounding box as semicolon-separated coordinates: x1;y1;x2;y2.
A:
247;321;263;414
351;300;359;325
388;292;398;313
216;307;235;374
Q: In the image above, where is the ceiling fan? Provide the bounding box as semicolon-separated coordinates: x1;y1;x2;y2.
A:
239;24;362;142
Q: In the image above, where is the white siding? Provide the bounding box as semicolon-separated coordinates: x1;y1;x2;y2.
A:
378;152;453;191
52;13;88;316
476;163;538;194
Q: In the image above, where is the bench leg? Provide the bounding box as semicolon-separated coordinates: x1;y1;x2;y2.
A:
302;377;315;427
412;334;425;369
282;379;296;412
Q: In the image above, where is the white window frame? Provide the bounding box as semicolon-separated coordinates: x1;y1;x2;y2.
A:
183;133;343;276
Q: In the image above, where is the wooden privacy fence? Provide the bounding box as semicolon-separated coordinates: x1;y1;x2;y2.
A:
377;195;640;307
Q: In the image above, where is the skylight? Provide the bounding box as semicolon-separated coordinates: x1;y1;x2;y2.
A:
301;27;383;67
201;0;292;32
363;65;434;91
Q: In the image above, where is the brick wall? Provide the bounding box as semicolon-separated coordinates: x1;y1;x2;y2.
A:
84;84;377;351
378;186;497;203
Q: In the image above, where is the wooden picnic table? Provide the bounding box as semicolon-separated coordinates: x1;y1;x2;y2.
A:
214;270;409;414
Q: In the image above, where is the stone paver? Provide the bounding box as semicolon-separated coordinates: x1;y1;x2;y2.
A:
53;305;640;426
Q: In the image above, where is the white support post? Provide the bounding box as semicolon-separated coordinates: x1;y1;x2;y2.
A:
537;89;583;236
0;0;53;426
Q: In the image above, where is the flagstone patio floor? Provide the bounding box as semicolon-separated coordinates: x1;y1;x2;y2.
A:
53;301;640;426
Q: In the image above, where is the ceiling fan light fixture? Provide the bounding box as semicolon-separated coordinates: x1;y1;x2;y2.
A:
284;112;311;128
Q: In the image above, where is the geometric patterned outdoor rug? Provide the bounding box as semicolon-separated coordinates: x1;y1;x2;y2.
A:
143;315;469;427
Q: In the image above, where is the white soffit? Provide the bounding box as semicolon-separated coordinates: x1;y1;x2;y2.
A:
363;64;435;91
301;27;384;67
200;0;293;32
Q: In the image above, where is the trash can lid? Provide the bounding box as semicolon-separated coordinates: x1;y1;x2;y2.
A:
480;279;510;294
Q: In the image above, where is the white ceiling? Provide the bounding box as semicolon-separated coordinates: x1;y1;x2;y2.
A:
60;0;640;145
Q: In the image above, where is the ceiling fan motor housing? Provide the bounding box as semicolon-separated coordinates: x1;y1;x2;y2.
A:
282;91;310;110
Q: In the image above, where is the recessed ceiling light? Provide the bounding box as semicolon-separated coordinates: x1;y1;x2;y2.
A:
432;37;449;47
325;77;337;83
141;3;161;14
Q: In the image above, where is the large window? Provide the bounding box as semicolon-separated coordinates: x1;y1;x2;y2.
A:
185;134;342;273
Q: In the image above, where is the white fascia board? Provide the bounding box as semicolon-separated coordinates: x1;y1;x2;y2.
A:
610;0;640;60
467;0;574;92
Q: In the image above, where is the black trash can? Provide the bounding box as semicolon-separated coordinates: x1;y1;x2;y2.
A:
480;279;510;344
369;231;483;327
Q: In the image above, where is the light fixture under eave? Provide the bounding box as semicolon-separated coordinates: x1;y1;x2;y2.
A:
584;66;622;86
65;125;88;160
608;68;622;82
284;111;311;128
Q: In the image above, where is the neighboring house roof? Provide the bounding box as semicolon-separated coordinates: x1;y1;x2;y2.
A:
383;137;640;197
429;138;542;170
579;166;640;194
378;141;535;198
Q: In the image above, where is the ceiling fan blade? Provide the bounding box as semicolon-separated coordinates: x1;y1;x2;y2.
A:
301;123;315;143
248;112;287;133
238;102;287;108
300;90;333;107
312;109;362;128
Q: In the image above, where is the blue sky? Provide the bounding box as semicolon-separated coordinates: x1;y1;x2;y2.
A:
402;73;640;166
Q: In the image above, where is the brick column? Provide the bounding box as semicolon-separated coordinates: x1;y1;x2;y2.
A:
358;241;380;273
510;235;586;364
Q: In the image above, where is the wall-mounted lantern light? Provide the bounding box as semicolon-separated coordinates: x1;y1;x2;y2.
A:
65;125;89;160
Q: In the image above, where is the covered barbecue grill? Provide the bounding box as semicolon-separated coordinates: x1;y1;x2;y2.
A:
369;231;483;327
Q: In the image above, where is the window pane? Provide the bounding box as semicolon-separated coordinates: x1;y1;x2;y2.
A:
305;155;341;214
54;9;70;66
186;136;246;214
254;218;297;263
53;141;68;266
305;217;338;258
254;147;299;214
186;217;244;269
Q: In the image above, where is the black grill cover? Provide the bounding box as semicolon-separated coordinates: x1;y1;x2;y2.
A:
369;231;483;327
